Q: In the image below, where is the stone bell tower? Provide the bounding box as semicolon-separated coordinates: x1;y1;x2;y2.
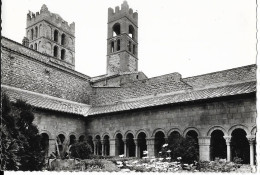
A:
25;4;76;69
107;1;138;75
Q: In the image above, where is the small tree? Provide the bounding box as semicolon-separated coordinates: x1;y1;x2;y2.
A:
1;94;45;171
168;135;199;164
70;141;92;159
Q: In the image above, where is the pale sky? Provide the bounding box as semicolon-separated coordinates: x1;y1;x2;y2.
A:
2;0;257;78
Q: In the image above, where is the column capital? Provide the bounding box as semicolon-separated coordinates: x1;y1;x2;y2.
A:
247;135;256;144
100;139;105;144
134;138;139;145
223;136;232;145
146;138;155;145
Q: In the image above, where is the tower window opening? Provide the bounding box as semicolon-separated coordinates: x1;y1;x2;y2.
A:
54;30;59;42
117;39;120;51
31;29;34;40
54;46;58;58
129;25;135;39
111;41;114;53
35;26;38;38
61;34;66;45
30;45;33;49
112;23;121;37
61;49;66;60
128;41;131;52
34;43;37;51
133;44;136;54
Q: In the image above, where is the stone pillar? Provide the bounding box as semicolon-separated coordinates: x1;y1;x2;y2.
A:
146;138;155;158
48;139;56;156
134;139;139;158
93;139;97;155
164;137;168;143
247;135;256;166
123;139;127;157
198;136;211;161
109;139;116;156
224;136;232;162
101;140;105;156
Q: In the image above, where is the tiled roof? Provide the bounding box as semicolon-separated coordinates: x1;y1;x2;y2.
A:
1;85;91;116
88;81;256;116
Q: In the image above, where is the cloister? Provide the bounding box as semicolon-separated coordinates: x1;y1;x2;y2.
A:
40;124;256;165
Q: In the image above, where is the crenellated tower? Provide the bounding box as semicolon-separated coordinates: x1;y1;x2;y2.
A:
25;5;75;69
107;1;138;75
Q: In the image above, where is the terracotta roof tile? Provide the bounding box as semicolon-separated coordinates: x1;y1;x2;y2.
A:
88;81;256;116
2;85;91;116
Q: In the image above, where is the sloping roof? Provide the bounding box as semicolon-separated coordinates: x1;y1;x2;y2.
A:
1;85;91;116
87;81;256;116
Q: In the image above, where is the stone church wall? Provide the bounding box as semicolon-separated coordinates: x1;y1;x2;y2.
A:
86;95;256;139
1;38;91;104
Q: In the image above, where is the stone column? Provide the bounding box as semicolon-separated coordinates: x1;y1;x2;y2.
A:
134;139;139;158
164;137;168;143
146;138;155;158
247;135;256;166
223;136;232;162
101;140;105;156
198;136;211;161
109;139;116;156
123;139;127;157
93;139;97;155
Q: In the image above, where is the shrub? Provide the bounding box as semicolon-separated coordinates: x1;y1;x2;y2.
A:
69;141;92;159
168;135;199;164
1;94;45;171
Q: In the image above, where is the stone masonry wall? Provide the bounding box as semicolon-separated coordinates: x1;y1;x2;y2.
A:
86;95;256;139
1;39;91;104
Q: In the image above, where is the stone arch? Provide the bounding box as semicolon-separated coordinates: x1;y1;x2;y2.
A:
94;133;101;140
129;24;135;39
113;130;123;139
124;130;135;139
53;45;59;57
251;126;256;135
54;29;59;42
183;127;200;137
207;126;227;136
39;130;53;139
228;124;250;136
152;128;166;137
135;129;149;138
68;132;78;139
39;24;42;37
102;132;110;139
35;26;38;38
56;131;67;141
61;33;66;45
167;128;183;137
112;22;121;36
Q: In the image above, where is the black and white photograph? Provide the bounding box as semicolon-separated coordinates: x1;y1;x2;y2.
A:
1;0;257;174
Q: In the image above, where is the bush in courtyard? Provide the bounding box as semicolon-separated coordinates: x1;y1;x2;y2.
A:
1;94;45;171
70;141;92;159
168;135;199;164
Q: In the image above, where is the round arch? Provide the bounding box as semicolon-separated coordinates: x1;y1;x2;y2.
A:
152;128;166;137
228;124;250;136
207;126;227;136
167;128;183;137
113;130;123;139
124;130;135;139
39;130;53;140
68;132;78;139
135;129;149;138
94;133;101;140
183;127;200;137
102;132;110;139
251;126;256;135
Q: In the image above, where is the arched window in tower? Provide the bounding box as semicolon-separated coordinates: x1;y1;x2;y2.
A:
133;44;136;55
34;43;37;51
128;41;132;52
129;25;135;39
31;29;34;40
61;34;66;46
112;23;121;37
54;30;59;42
54;46;59;58
35;26;38;38
61;49;66;60
117;39;120;51
111;41;114;53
